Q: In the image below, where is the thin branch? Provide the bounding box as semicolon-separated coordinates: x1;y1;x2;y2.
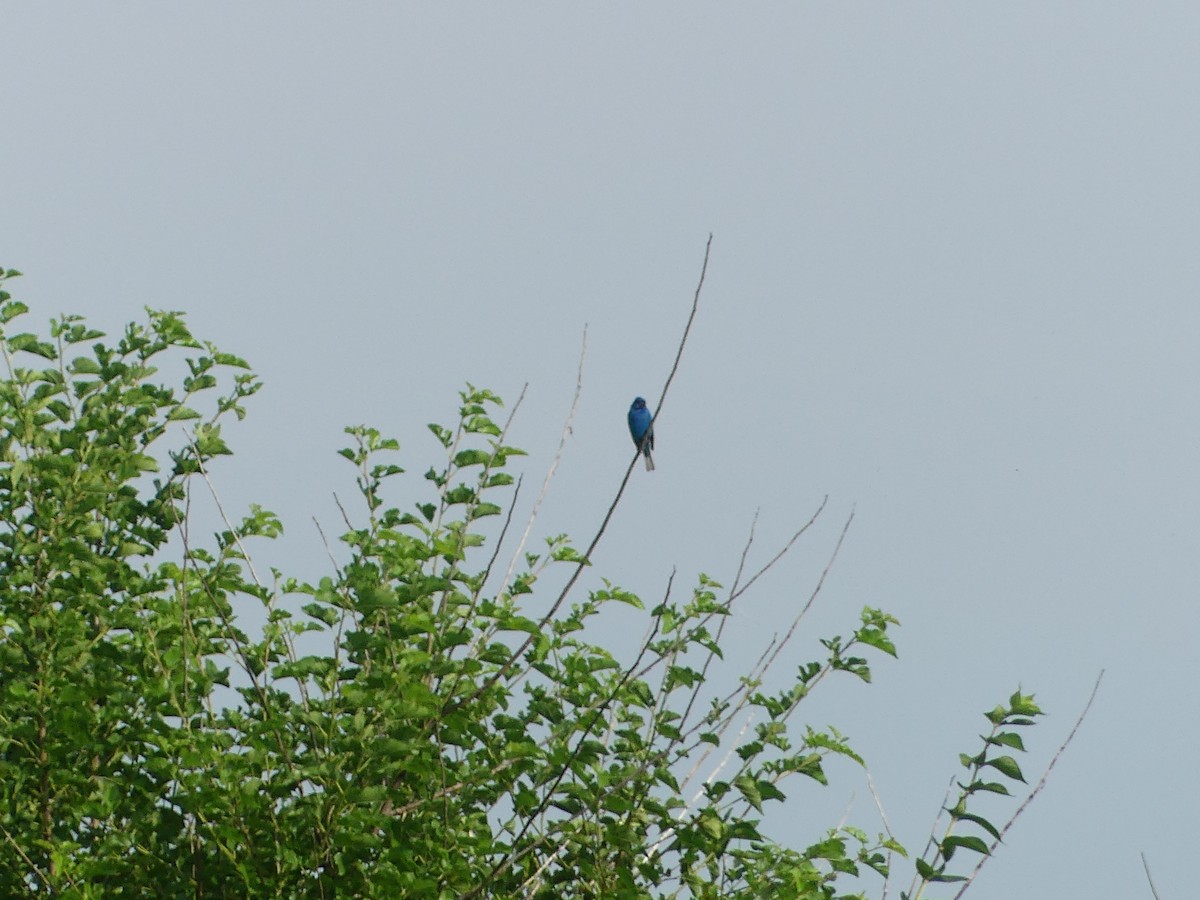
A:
451;474;526;660
729;497;829;605
836;793;856;830
652;233;713;426
671;498;832;760
312;514;352;700
759;507;854;678
907;777;958;900
479;474;523;601
866;771;897;844
728;508;760;599
187;432;315;715
384;757;521;818
866;771;897;900
951;669;1105;899
190;435;264;591
679;498;826;736
500;325;588;598
458;235;713;711
171;460;305;847
0;818;56;892
517;843;568;897
1141;851;1162;900
311;516;342;577
663;507;851;806
451;380;529;618
430;383;529;609
432;384;528;634
674;633;775;794
649;710;758;862
332;491;354;532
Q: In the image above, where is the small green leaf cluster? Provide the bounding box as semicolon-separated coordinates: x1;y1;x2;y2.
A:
905;690;1044;898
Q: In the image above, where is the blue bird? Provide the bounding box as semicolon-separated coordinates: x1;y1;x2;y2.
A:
627;396;655;471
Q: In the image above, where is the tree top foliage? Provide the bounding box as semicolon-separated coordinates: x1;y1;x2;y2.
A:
0;263;1065;899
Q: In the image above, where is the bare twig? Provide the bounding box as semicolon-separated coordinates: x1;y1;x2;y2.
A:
457;234;713;710
729;497;829;606
837;793;856;830
311;516;342;577
332;492;354;533
660;504;852;810
189;435;264;591
866;771;897;844
312;514;352;695
866;771;897;900
671;500;836;760
727;509;760;600
1141;851;1162;900
679;498;827;733
499;326;588;598
187;432;315;715
758;507;854;679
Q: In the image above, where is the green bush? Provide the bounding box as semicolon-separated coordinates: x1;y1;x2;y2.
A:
0;267;1045;898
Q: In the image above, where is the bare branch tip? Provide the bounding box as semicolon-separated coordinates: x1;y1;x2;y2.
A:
1141;851;1162;900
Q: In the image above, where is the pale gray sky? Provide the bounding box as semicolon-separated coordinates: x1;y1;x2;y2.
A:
5;5;1197;897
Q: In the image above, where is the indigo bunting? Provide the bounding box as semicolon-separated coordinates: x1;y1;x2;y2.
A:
627;396;655;471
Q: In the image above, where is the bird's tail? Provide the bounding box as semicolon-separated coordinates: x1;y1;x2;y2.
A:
644;451;655;472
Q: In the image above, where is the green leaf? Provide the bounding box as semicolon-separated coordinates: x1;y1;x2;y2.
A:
734;773;763;812
132;453;159;472
985;754;1026;782
697;809;725;841
302;602;338;627
7;333;56;359
856;627;897;656
192;424;232;457
498;614;540;635
275;655;336;682
951;810;1002;842
452;448;491;467
961;779;1011;796
915;858;940;880
930;872;970;884
213;352;250;368
0;300;28;323
1009;690;1042;716
941;834;990;860
984;704;1008;726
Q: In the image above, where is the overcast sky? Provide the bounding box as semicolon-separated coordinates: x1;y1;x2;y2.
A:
5;4;1197;897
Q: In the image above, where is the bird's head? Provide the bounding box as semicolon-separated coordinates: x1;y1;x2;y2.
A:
631;397;647;410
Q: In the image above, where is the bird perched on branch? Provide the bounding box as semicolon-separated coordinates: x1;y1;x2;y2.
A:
627;396;655;471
